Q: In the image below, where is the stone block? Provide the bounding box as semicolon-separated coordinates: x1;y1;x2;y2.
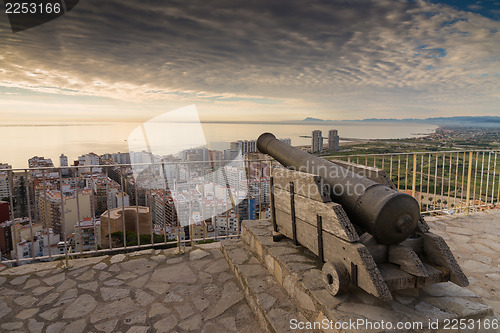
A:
255;241;263;258
282;274;295;297
295;288;315;312
221;236;305;333
264;255;274;272
274;261;283;285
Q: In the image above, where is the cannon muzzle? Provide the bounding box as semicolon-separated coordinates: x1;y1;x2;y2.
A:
257;132;419;245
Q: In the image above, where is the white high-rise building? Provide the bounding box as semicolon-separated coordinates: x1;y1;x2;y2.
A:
59;154;68;167
0;164;11;199
112;152;131;165
39;189;92;235
60;154;69;176
78;153;101;173
312;130;323;153
74;218;101;252
230;140;257;155
28;156;54;168
108;190;130;209
328;129;340;151
230;138;291;155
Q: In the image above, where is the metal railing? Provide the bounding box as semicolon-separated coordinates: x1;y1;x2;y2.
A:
1;158;274;265
330;149;500;214
1;149;499;265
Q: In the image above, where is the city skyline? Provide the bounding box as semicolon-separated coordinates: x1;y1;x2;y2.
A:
0;0;499;124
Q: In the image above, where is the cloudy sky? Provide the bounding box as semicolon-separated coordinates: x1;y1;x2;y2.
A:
0;0;499;122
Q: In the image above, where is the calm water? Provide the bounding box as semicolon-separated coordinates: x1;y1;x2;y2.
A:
1;122;437;169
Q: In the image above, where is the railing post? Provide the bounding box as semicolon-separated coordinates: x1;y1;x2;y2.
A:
270;176;277;232
8;170;19;264
440;153;446;211
42;169;52;259
397;155;401;190
105;166;113;250
412;153;417;198
419;155;424;207
405;155;409;191
224;160;229;240
75;173;82;255
236;160;242;238
148;185;154;247
135;179;140;247
491;152;497;206
466;151;473;215
25;170;35;259
120;167;127;249
59;170;68;261
472;152;479;211
246;159;251;220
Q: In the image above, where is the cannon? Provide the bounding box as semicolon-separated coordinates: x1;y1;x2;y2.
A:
257;132;419;245
257;132;468;301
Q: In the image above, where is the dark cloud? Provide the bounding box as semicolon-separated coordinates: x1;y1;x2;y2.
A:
0;0;499;119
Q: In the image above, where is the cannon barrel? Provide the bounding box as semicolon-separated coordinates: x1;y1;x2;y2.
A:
257;133;420;245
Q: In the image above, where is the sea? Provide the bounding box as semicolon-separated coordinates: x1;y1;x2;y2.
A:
0;121;438;169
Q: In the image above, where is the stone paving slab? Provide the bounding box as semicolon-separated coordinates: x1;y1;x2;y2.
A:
0;245;263;333
426;210;500;316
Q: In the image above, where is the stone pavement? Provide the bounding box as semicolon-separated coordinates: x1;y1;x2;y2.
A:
426;209;500;316
0;243;262;333
0;210;499;333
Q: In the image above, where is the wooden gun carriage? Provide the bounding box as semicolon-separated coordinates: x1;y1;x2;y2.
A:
258;132;468;302
270;164;468;301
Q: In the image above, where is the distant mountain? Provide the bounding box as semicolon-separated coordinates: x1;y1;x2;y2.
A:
356;118;403;122
299;116;500;127
351;116;500;124
303;117;325;122
423;116;500;123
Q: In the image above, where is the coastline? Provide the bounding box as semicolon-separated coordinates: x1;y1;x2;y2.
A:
295;125;440;151
0;122;439;169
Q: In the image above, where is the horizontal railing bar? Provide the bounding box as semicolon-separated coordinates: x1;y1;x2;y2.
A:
2;158;274;172
0;234;239;264
328;149;500;159
3;150;499;172
0;149;500;172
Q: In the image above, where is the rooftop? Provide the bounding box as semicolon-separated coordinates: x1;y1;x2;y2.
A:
101;206;149;219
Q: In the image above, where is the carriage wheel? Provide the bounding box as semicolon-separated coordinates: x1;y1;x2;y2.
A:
322;261;350;296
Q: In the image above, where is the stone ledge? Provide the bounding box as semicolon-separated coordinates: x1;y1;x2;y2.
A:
221;238;313;333
240;219;497;333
